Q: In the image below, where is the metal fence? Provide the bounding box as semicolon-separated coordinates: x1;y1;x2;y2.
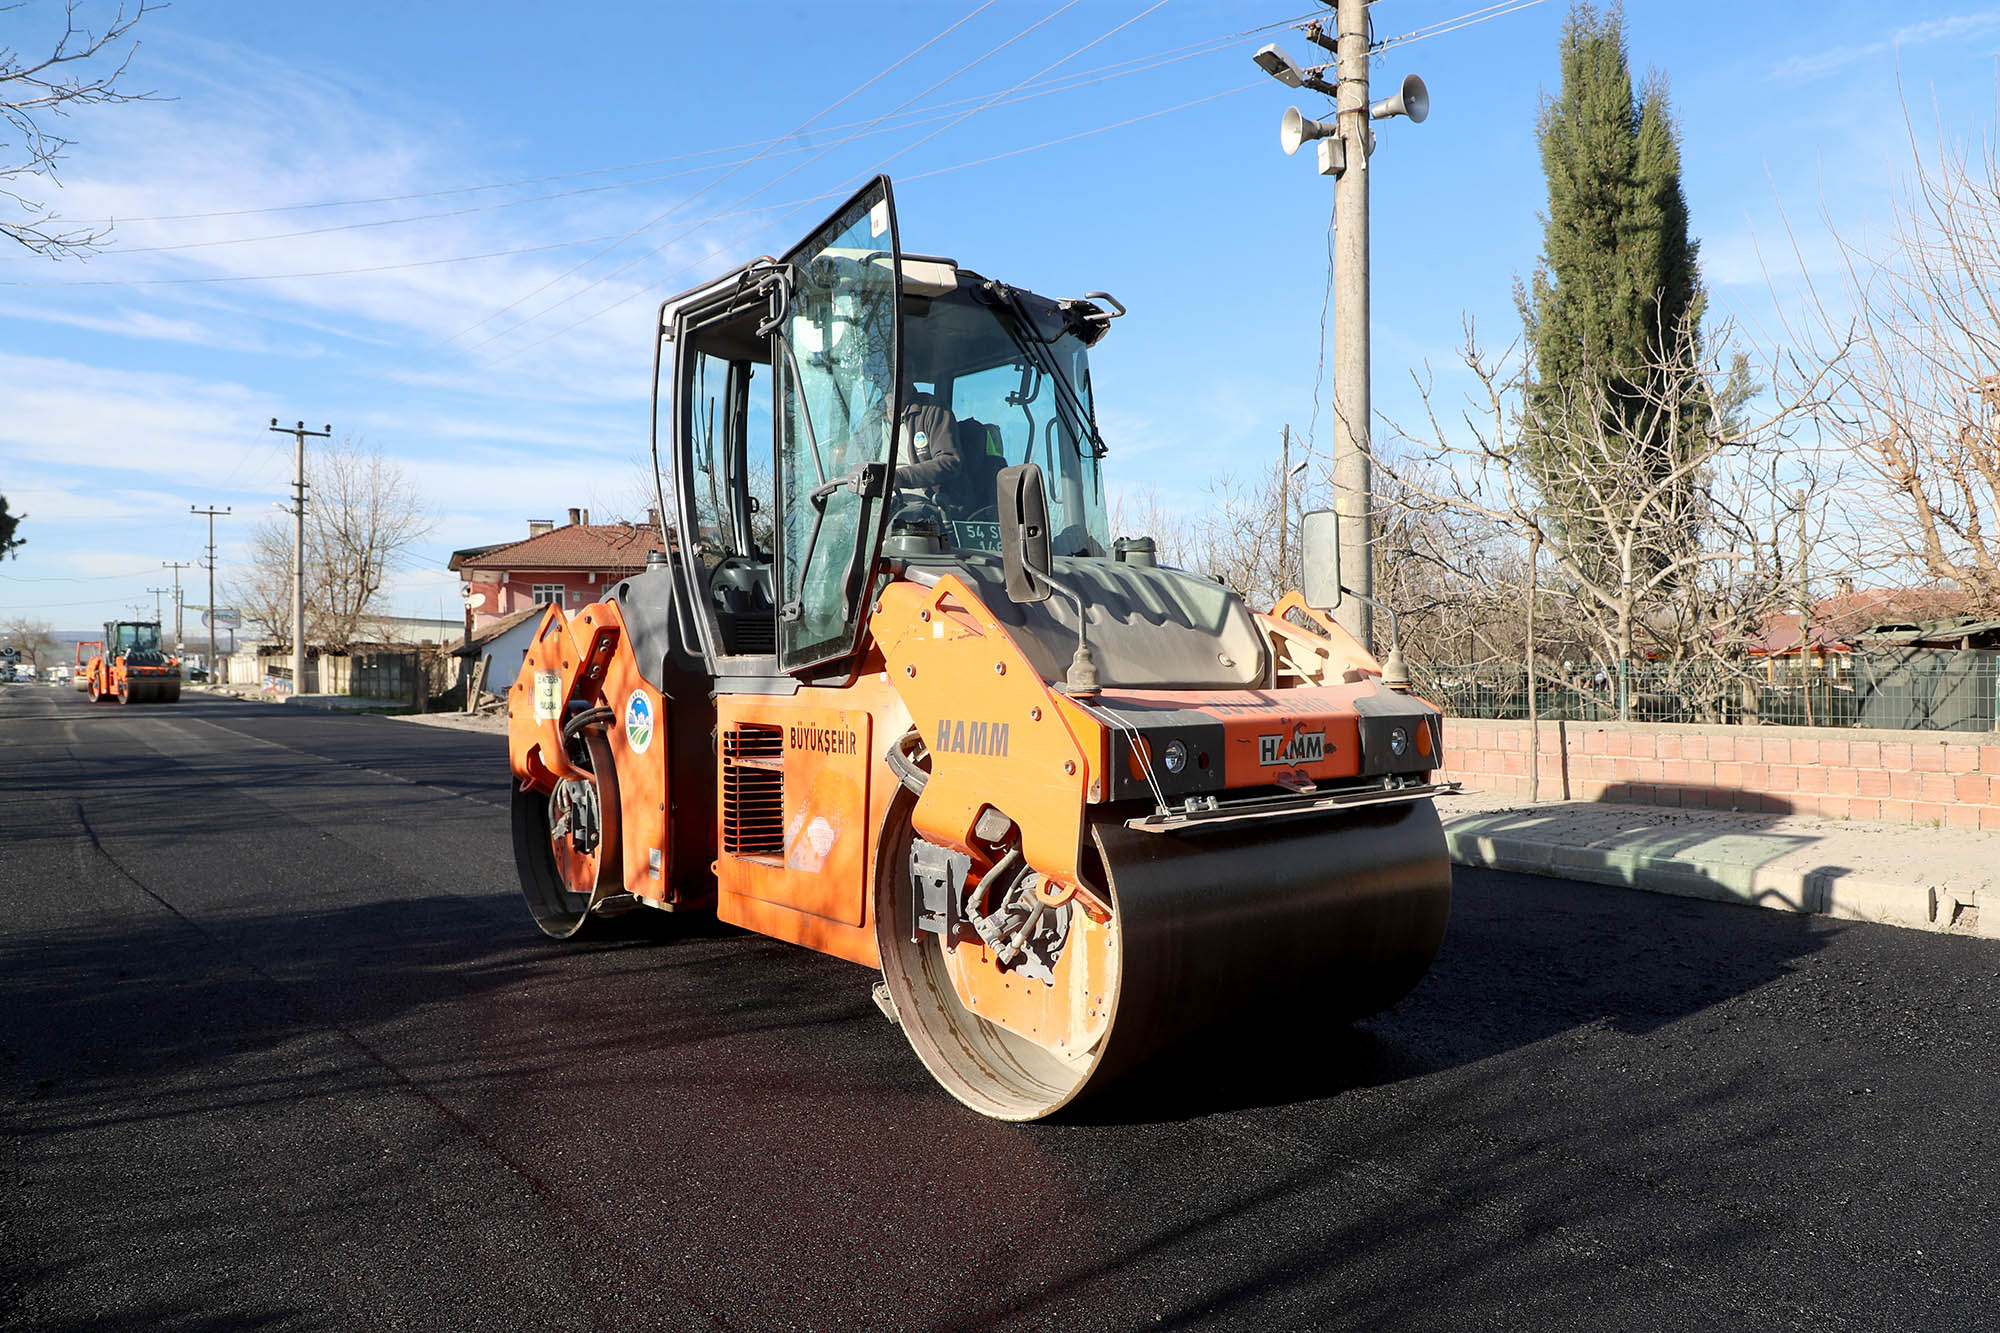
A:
1414;649;2000;733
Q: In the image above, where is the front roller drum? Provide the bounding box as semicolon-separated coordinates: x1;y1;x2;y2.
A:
876;798;1452;1121
511;730;623;940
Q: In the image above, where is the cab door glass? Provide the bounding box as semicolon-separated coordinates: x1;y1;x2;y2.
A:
685;342;778;657
775;179;901;670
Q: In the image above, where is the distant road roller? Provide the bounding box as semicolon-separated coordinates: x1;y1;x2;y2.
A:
506;178;1453;1119
79;620;182;705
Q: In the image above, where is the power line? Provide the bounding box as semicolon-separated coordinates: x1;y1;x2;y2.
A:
431;1;1008;357
64;31;1287;262
477;0;1177;367
5;13;1314;296
447;0;1090;363
1;13;1297;297
488;79;1266;369
45;10;1321;229
1371;0;1552;53
0;567;162;582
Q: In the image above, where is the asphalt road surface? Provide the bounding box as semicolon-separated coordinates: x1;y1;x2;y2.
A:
3;683;1997;1332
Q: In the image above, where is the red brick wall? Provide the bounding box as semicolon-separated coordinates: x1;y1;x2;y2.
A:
1439;718;2000;831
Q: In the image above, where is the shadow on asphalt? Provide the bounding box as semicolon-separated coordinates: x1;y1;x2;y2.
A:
1070;861;1834;1125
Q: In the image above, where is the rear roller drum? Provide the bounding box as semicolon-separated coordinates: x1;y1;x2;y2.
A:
875;797;1452;1121
511;729;623;940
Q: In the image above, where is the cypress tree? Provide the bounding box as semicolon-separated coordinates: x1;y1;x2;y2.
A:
1517;4;1717;583
0;495;22;561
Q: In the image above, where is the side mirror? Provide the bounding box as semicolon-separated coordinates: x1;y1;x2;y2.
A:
997;463;1053;604
1301;509;1342;610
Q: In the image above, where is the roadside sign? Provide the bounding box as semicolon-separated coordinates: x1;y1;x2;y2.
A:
202;607;242;630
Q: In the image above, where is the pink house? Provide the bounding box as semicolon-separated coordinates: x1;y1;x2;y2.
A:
450;508;665;635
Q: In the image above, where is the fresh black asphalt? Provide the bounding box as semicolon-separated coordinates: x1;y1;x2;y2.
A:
2;684;1996;1331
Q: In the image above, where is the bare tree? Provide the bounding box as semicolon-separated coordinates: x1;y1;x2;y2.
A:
1784;118;2000;613
1109;485;1199;571
1379;315;1838;718
1371;457;1537;666
0;614;58;668
2;0;161;258
235;437;435;650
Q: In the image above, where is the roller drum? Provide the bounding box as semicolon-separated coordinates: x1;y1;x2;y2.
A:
1088;798;1452;1089
878;796;1451;1120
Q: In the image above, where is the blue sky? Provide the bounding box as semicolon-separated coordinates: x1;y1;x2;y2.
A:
4;0;1999;634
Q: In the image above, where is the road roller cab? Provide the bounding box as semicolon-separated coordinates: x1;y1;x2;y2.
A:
81;620;182;705
505;177;1453;1119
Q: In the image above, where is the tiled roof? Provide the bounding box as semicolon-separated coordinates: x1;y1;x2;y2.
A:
455;522;664;574
446;541;509;572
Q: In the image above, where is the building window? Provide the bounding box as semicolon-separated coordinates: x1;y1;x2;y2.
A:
531;584;564;606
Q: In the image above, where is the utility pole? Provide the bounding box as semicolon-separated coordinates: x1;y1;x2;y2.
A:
147;585;171;622
1795;486;1812;727
1329;0;1372;649
191;505;231;682
1256;0;1427;650
1277;423;1292;582
162;560;193;654
271;418;331;696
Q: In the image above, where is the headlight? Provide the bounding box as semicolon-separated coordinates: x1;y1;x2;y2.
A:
1389;726;1409;757
1162;739;1188;773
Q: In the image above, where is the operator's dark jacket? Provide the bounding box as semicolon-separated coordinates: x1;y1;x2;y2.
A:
895;394;963;496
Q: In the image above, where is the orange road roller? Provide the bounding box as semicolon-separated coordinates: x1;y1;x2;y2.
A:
506;178;1453;1119
79;620;182;705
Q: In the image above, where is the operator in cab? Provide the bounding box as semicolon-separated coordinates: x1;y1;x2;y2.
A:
894;388;966;510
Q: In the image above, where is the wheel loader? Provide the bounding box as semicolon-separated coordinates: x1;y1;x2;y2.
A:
78;620;182;704
506;178;1453;1119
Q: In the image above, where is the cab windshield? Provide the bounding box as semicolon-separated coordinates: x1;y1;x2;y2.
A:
113;623;162;654
897;284;1109;557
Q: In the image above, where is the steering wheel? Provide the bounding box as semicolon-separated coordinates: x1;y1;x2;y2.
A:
707;554;763;608
890;490;950;530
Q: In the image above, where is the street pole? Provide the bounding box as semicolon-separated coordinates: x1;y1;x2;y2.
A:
162;560;193;654
147;585;170;622
1277;423;1292;583
190;506;231;681
1332;0;1372;650
270;418;331;696
1258;3;1425;652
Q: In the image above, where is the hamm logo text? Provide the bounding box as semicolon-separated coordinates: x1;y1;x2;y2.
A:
1259;728;1325;766
935;718;1009;757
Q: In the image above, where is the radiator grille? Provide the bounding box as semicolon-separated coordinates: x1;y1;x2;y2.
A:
721;725;785;859
726;613;777;656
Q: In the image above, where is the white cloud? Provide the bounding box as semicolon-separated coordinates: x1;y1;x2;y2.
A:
6;37;737;388
1772;12;2000;82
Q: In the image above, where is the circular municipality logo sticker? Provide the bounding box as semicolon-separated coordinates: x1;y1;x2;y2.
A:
624;692;654;753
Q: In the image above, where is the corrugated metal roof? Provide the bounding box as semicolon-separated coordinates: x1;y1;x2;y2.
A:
1746;589;1979;655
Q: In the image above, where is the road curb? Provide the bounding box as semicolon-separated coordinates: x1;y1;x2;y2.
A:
1442;819;1995;942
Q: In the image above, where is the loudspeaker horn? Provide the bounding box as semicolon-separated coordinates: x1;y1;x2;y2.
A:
1370;73;1430;124
1280;106;1338;156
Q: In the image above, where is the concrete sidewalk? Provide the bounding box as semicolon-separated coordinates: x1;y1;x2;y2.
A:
1441;786;2000;941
